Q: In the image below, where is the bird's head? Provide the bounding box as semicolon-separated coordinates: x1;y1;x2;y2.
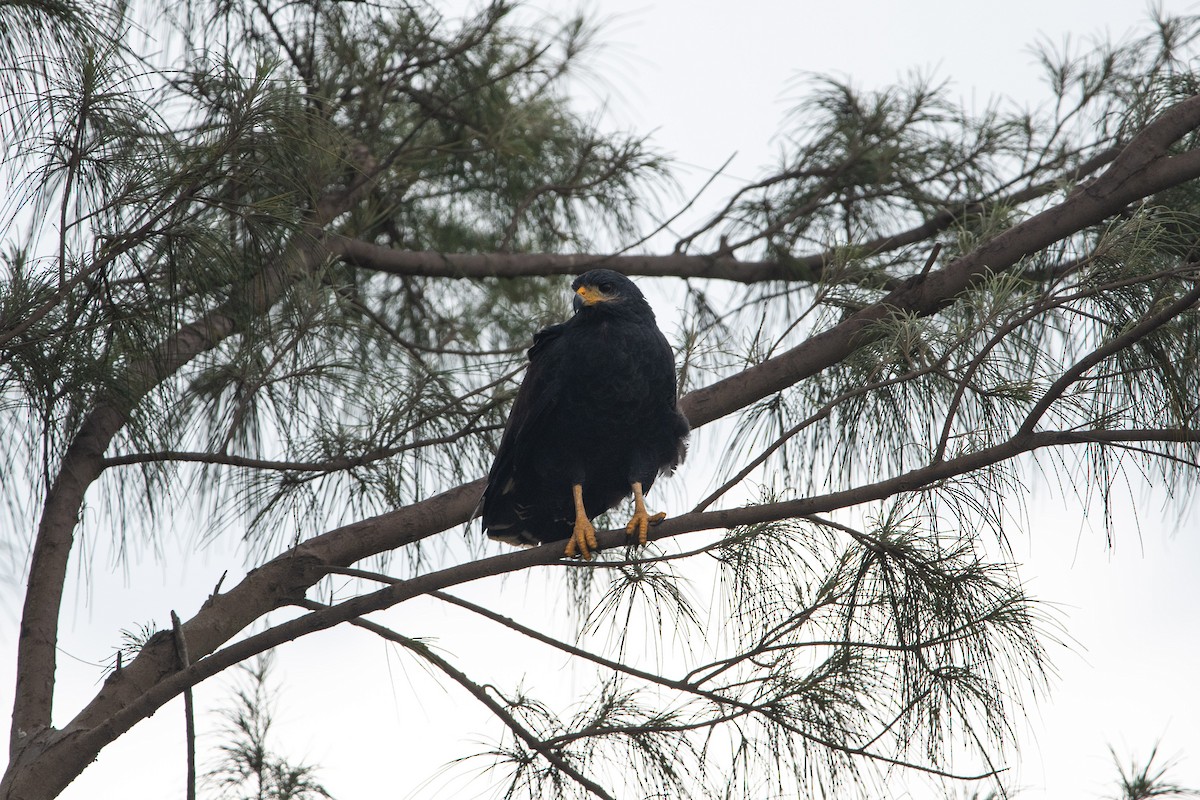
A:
571;269;647;314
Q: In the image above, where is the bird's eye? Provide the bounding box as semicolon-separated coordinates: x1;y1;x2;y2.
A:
600;282;613;293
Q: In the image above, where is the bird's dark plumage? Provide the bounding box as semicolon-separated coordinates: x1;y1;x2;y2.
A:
481;269;689;557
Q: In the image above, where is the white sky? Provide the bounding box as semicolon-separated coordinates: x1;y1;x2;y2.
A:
5;1;1200;799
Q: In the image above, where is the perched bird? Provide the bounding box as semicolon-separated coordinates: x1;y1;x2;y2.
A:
481;269;689;559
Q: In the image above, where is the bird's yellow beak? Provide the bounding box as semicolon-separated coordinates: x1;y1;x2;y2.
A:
575;285;609;305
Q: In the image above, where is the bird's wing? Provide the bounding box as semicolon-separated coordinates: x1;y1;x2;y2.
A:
481;322;568;532
503;321;568;451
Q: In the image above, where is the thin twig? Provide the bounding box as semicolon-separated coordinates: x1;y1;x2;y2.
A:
293;599;617;800
170;611;196;800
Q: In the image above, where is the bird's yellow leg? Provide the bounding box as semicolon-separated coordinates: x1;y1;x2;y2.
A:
563;483;598;560
625;481;667;545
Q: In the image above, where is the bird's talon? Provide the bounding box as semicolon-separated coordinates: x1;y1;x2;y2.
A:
625;510;663;546
564;518;597;560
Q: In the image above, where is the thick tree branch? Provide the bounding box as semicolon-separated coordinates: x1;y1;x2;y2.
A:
7;147;380;764
332;239;791;282
683;94;1200;427
9;241;316;752
329;146;1121;287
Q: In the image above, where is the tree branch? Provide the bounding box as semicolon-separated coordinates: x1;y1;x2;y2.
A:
1017;276;1200;435
683;94;1200;427
169;611;196;800
30;424;1199;800
101;425;502;472
296;600;618;800
8;149;380;763
329;146;1121;287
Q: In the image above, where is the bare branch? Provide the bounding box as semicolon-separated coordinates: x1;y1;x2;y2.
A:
101;424;502;473
1017;276;1200;435
295;599;618;800
169;611;196;800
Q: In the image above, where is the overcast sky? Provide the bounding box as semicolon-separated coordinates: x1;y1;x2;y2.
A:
10;2;1200;799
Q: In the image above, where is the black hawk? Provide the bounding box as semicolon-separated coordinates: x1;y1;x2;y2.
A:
481;269;689;559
